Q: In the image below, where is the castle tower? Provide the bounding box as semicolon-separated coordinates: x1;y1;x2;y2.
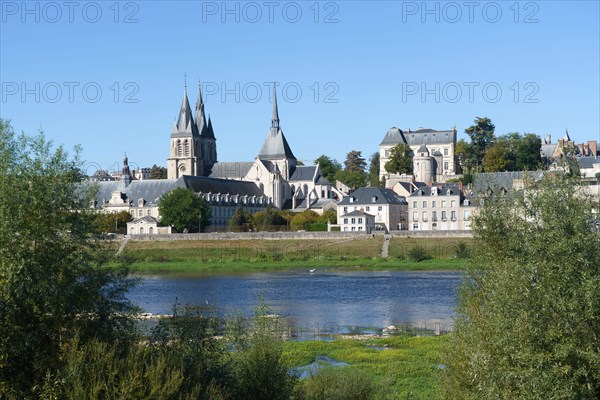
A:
167;80;201;179
413;144;435;183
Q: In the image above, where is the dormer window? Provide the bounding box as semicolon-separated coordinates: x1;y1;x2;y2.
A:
138;198;145;207
349;197;355;203
371;196;378;203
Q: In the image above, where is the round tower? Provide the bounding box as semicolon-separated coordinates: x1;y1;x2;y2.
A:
413;144;434;183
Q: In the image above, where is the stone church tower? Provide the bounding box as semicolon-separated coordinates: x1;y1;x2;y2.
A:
167;81;217;179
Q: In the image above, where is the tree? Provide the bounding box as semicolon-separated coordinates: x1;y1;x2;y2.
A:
334;170;367;190
384;143;413;175
290;210;320;231
0;120;137;397
150;164;167;179
252;205;287;231
464;117;495;170
514;133;542;171
482;141;514;172
229;206;253;232
158;188;211;233
343;150;367;174
93;210;132;234
318;209;337;224
314;155;342;183
367;152;381;187
445;173;600;398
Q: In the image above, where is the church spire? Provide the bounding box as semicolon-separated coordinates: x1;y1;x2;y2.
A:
271;82;280;130
195;80;207;136
173;78;199;137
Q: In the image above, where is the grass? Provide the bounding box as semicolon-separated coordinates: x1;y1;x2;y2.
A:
284;335;449;400
118;237;469;273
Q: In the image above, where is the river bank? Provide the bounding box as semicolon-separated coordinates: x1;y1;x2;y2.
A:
118;236;470;273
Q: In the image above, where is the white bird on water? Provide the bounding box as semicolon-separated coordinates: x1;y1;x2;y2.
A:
309;268;316;273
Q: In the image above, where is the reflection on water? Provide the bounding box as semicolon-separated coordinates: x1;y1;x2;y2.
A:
128;270;461;330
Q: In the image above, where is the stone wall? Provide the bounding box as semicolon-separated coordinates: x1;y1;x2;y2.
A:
122;230;472;241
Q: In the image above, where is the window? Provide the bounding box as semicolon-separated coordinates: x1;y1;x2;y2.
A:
442;211;447;221
385;150;389;157
432;223;437;230
139;227;144;234
349;197;354;203
177;140;182;157
378;206;382;211
351;218;356;224
358;218;363;223
344;227;348;231
464;210;470;220
413;211;418;221
149;227;153;234
413;201;417;209
147;210;151;215
451;211;456;221
371;196;378;202
343;207;347;213
343;218;348;224
432;211;437;221
413;224;419;230
184;140;190;157
422;201;427;208
358;226;363;231
444;162;448;170
422;211;428;221
441;200;446;208
444;148;448;156
451;200;456;208
351;227;356;231
432;201;436;208
366;206;370;211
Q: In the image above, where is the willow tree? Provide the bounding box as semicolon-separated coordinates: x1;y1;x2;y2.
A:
445;173;600;398
0;120;137;397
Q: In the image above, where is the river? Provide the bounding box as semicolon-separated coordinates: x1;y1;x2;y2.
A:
128;269;462;334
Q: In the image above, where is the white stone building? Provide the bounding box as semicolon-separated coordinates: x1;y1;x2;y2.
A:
337;187;408;233
408;182;475;231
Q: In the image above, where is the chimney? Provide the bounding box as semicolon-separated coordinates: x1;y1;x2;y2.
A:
458;180;463;193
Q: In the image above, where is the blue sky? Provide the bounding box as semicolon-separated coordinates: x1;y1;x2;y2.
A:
1;0;599;174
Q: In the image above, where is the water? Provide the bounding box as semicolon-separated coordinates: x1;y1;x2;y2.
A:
128;270;461;331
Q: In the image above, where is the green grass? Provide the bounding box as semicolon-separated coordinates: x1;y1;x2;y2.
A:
120;237;469;274
283;335;449;400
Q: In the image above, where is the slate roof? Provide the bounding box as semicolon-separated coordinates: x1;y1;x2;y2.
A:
94;175;262;207
290;166;317;181
258;128;296;160
380;127;456;146
409;183;462;197
541;143;557;159
338;187;407;206
130;216;159;224
380;127;407;145
209;162;255;180
341;210;373;218
577;156;600;169
473;171;547;194
171;85;199;138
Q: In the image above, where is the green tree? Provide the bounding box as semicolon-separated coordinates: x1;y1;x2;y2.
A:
334;170;367;190
482;141;515;172
514;133;541;171
318;209;337;224
384;143;413;175
290;210;320;231
229;206;253;232
159;188;211;233
343;150;367;174
253;205;288;231
445;173;600;399
464;117;495;170
0;120;137;397
150;164;168;179
93;210;132;234
314;155;342;183
367;152;381;187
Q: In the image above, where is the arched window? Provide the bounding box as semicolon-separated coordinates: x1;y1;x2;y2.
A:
130;227;135;234
149;227;153;234
177;140;182;157
139;227;144;234
184;140;190;157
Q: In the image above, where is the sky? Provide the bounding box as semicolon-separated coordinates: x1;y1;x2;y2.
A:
1;0;599;175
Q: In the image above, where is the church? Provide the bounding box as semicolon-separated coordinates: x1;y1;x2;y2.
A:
92;81;339;231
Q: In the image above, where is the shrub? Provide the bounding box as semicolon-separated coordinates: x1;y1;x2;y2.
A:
454;241;470;259
302;368;375;400
408;245;431;262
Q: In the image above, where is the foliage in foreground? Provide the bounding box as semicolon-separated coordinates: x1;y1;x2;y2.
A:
445;173;600;399
159;187;211;232
0;120;137;398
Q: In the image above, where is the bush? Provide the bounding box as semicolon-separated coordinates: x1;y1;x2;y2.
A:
454;241;470;259
302;368;375;400
408;245;431;262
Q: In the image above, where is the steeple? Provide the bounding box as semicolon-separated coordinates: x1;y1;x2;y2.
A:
120;152;132;187
172;79;199;137
206;115;215;139
195;80;208;136
271;83;280;130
